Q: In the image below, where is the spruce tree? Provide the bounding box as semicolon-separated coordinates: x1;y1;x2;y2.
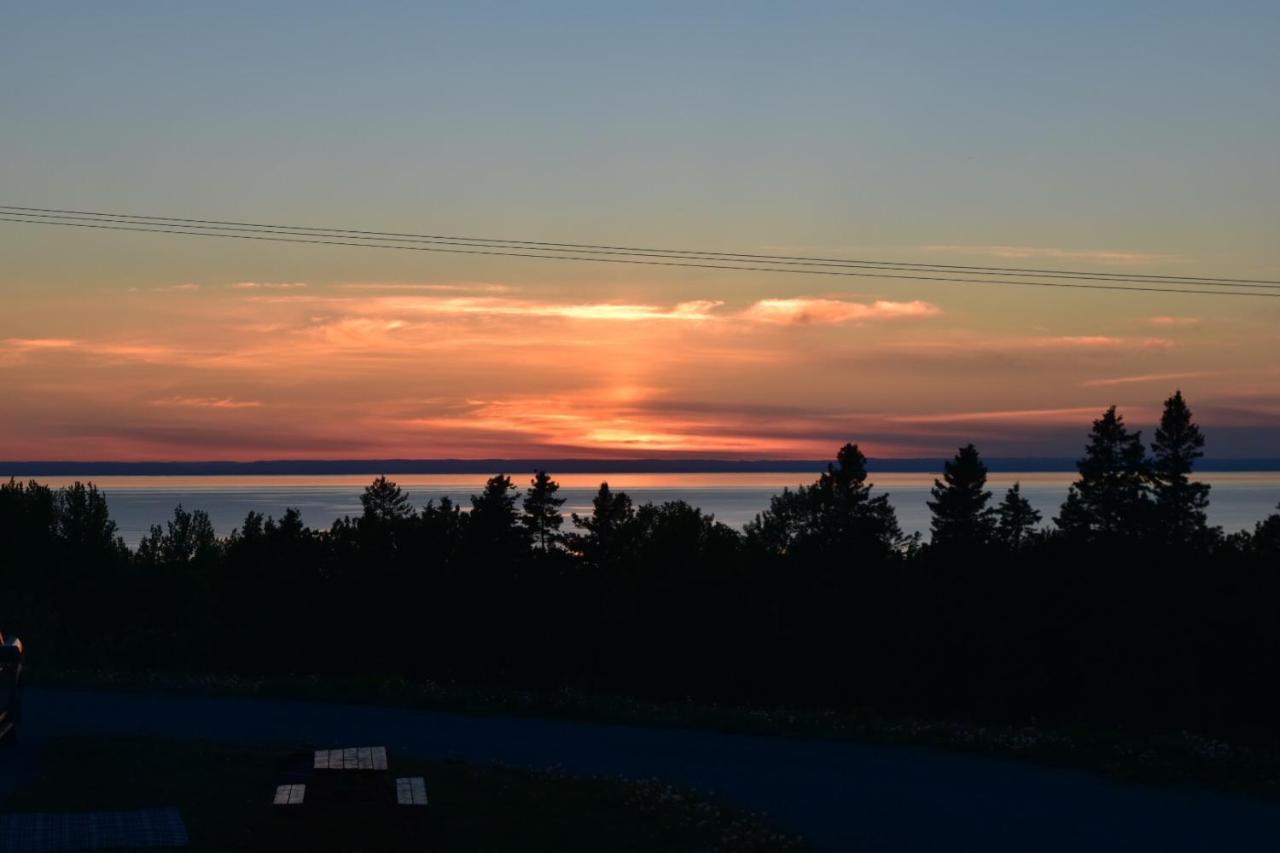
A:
995;482;1041;549
360;476;413;524
468;474;529;558
747;443;904;559
1054;406;1149;540
1251;503;1280;557
928;444;995;547
1150;390;1211;545
818;443;904;555
570;482;635;567
522;470;566;552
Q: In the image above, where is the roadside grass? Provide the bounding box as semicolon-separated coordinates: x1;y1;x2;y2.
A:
3;736;806;852
33;669;1280;801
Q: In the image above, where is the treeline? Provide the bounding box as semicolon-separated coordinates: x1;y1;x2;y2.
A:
3;391;1279;739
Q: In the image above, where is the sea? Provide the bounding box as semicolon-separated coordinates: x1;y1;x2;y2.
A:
24;472;1280;548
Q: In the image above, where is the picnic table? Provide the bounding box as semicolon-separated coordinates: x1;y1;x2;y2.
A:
270;744;427;845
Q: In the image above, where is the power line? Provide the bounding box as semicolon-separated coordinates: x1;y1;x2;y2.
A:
5;203;1278;289
9;208;1280;291
2;208;1277;298
4;214;1274;298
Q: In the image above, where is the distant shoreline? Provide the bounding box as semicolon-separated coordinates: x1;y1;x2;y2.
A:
4;458;1280;476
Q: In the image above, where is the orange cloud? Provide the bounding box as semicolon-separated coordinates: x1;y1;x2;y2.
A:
337;282;514;293
1034;336;1174;350
0;338;79;366
150;396;263;409
888;407;1111;425
131;283;200;292
2;337;78;350
4;272;1274;461
740;298;940;325
380;295;723;322
402;391;800;455
1146;316;1200;327
1081;371;1220;388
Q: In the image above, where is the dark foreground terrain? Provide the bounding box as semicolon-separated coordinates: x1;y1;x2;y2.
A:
4;688;1280;852
4;735;796;852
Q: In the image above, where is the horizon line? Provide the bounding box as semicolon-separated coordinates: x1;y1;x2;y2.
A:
5;457;1280;476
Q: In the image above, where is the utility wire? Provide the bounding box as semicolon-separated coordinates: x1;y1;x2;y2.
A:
9;208;1280;291
4;204;1278;289
2;210;1277;298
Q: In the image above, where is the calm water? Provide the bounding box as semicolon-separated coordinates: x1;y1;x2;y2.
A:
30;472;1280;548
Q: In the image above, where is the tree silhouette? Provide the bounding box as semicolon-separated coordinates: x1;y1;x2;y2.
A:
1055;406;1149;539
271;507;308;540
994;483;1041;549
419;496;465;554
467;474;529;560
746;443;903;559
137;504;218;566
1150;390;1211;545
1250;502;1280;557
631;500;741;577
360;476;413;524
522;470;566;552
570;482;635;568
813;443;904;556
56;481;121;553
928;444;995;547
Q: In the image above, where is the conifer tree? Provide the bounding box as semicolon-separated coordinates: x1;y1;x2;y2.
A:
360;476;413;524
468;474;529;558
1150;390;1211;545
522;470;566;552
747;443;904;559
995;482;1041;549
1251;503;1280;557
928;444;996;547
1055;406;1149;539
570;482;635;567
815;443;904;555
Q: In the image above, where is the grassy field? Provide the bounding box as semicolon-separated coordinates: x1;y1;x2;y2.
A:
4;736;806;851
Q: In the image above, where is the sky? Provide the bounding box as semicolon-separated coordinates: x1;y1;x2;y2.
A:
2;2;1278;461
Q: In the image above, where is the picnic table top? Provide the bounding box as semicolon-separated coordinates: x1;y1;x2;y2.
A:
314;746;388;770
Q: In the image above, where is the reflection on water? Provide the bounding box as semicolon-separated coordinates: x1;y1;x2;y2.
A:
31;472;1280;548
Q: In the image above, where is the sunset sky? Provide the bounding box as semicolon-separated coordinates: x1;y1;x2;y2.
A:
3;3;1278;461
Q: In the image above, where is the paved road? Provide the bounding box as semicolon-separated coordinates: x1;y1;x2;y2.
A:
5;687;1280;851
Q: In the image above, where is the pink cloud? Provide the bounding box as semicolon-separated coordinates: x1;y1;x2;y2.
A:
337;282;514;293
263;293;725;323
150;396;263;409
400;390;800;455
231;281;308;290
740;298;941;325
1034;336;1174;350
1146;316;1200;327
1081;370;1220;388
0;338;80;366
887;406;1104;425
2;337;78;349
